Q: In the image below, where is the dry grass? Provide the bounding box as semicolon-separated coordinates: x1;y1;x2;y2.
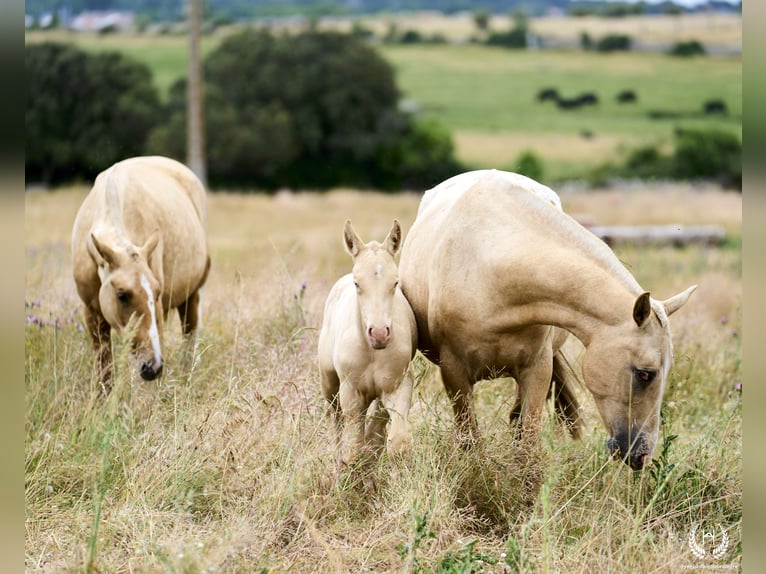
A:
25;184;741;572
454;131;633;172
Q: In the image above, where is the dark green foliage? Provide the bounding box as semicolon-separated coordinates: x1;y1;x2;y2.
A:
150;29;461;190
623;144;673;179
595;34;632;52
595;128;741;189
673;128;741;189
26;42;161;186
668;40;706;57
580;31;593;50
486;27;528;49
514;150;544;182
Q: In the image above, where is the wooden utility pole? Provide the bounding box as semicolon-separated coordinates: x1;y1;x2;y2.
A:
187;0;207;185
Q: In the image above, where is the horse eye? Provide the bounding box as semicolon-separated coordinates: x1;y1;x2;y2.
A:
116;290;130;304
634;369;656;385
353;281;360;291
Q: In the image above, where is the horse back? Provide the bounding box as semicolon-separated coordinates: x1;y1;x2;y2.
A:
72;156;209;310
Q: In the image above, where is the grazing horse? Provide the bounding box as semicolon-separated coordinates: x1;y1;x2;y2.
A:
399;170;696;470
72;156;210;392
318;220;417;466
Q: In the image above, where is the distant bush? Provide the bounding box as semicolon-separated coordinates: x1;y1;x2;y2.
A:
668;40;706;57
26;42;161;186
399;29;424;44
673;128;741;189
580;31;593;50
601;129;741;190
595;34;632;52
350;21;375;40
486;27;527;49
514;150;544;182
623;145;673;179
150;29;462;190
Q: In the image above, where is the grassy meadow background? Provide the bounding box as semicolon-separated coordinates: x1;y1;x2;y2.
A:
26;11;741;573
25;12;741;181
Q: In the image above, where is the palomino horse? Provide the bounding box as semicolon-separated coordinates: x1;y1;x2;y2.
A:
318;220;417;466
72;156;211;391
399;170;696;470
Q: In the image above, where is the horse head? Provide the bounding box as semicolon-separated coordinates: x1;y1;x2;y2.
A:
87;229;165;381
582;286;696;470
343;219;402;350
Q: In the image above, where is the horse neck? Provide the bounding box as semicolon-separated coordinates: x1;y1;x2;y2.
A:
507;239;644;347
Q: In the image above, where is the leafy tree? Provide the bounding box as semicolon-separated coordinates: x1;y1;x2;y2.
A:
150;29;461;190
514;150;544;182
673;128;741;189
668;40;706;57
473;9;491;32
595;34;632;52
26;42;161;185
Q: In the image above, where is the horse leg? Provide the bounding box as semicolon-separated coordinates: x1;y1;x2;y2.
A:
320;368;342;454
85;306;112;394
510;344;554;438
440;353;478;448
382;367;414;457
338;379;367;467
364;398;390;460
177;290;200;372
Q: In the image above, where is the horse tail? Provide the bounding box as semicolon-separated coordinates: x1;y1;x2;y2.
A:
549;346;583;439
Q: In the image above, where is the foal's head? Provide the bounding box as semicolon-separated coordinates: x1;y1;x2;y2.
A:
88;230;164;381
343;219;402;350
583;286;696;470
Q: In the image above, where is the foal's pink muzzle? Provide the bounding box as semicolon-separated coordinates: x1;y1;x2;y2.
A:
367;326;391;349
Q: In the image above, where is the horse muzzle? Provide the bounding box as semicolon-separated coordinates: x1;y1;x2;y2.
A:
139;358;163;381
367;326;391;349
607;432;652;471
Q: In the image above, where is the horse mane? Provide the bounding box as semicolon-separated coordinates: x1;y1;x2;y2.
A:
100;162;140;257
507;179;645;298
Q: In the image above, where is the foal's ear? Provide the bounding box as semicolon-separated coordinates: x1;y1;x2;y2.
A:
343;219;364;258
88;232;118;269
663;285;697;316
633;292;652;327
384;219;402;256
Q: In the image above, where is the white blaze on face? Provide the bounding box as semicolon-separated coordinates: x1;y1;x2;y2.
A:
140;274;162;363
374;262;383;279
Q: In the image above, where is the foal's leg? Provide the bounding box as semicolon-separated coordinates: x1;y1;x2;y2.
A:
383;367;414;456
85;306;112;394
440;353;478;447
364;399;390;460
338;379;368;467
320;369;343;454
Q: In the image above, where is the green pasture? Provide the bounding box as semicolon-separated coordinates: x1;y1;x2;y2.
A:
26;30;741;179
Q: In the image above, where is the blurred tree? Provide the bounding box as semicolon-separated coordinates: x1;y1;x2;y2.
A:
473;9;491;32
26;43;161;185
150;29;461;190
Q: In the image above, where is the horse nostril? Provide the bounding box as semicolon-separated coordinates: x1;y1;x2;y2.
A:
140;359;163;381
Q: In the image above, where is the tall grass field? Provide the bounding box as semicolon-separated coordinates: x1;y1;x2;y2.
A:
25;14;741;181
26;183;741;572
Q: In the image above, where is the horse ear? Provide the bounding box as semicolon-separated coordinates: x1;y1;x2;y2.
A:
343;220;363;258
633;292;652;327
140;231;161;261
663;285;697;316
384;219;402;256
88;232;118;268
